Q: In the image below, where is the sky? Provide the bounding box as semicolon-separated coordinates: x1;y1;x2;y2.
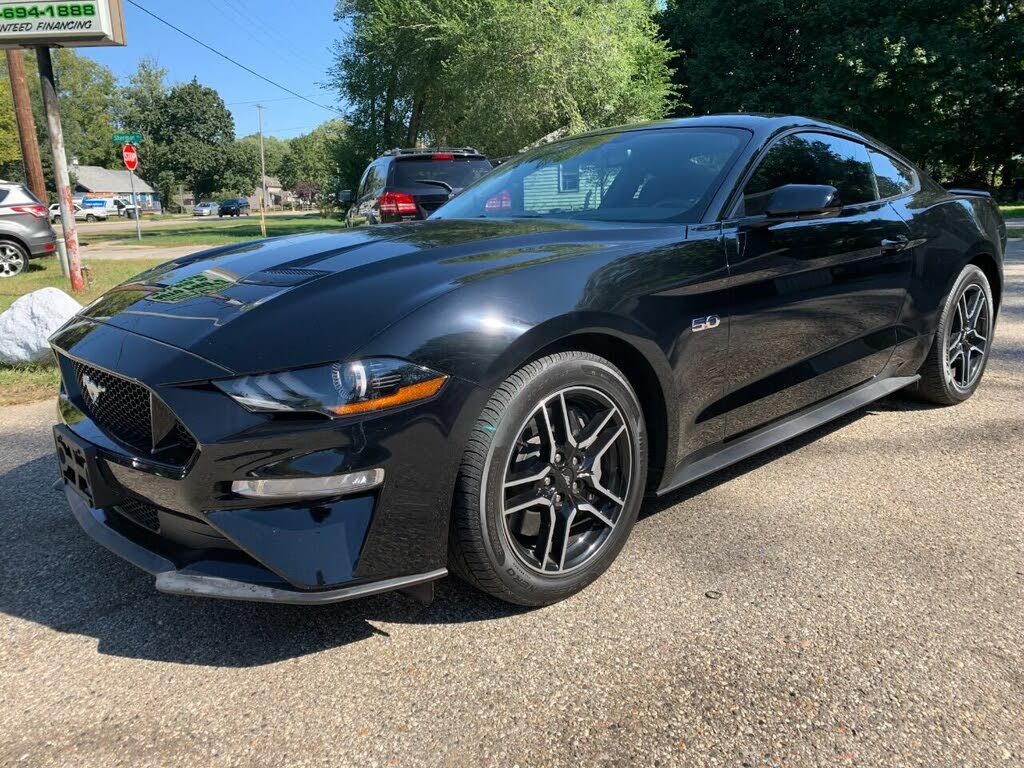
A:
81;0;344;139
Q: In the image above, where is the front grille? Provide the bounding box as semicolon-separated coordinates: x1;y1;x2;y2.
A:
73;360;152;452
114;496;162;533
69;359;196;464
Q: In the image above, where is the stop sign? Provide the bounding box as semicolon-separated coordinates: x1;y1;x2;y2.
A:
122;143;138;171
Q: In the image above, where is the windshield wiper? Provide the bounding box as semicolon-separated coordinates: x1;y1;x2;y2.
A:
413;179;454;193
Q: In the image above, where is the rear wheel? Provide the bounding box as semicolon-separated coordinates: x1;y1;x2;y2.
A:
0;241;28;278
449;352;647;606
916;264;994;405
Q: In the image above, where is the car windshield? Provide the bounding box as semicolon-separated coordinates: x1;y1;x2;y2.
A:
392;156;493;192
433;127;749;224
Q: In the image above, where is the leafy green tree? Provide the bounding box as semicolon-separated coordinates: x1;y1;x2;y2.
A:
114;57;169;143
145;78;238;200
0;69;23;179
279;119;346;214
659;0;1024;186
329;0;677;182
238;134;291;178
1;49;120;188
218;140;262;197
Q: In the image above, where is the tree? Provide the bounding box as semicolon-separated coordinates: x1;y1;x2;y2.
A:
45;49;120;168
145;78;238;200
658;0;1024;187
114;57;169;142
0;49;120;189
218;140;261;197
279;120;346;214
0;69;23;179
238;133;291;178
328;0;677;183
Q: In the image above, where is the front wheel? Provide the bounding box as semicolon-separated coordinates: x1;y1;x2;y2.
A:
449;352;647;606
915;263;995;405
85;214;96;222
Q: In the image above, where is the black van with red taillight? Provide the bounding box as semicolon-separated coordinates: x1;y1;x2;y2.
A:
343;148;492;227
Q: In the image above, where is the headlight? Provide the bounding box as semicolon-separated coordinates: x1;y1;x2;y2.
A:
214;358;448;418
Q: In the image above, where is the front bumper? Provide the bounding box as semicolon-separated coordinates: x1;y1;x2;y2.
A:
62;486;445;604
50;319;483;604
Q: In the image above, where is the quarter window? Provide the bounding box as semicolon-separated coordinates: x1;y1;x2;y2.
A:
741;132;877;215
869;150;916;198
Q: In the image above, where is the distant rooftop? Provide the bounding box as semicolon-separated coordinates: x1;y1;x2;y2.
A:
73;165;156;195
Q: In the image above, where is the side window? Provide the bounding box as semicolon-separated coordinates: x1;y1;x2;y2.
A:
869;150;916;198
356;168;372;201
741;132;877;215
369;163;387;197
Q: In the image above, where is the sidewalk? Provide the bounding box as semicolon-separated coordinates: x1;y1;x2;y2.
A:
80;244;206;262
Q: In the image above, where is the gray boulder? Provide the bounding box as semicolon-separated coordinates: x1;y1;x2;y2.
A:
0;287;81;364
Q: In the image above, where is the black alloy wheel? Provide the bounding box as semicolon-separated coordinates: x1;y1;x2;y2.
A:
450;351;647;606
501;386;632;574
916;264;995;405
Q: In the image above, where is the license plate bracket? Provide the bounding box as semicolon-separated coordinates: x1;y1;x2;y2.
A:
53;425;118;509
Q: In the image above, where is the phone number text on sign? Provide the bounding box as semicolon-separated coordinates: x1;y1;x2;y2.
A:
2;3;97;19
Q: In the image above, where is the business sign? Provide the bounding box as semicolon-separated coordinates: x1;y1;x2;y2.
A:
122;142;137;171
0;0;126;49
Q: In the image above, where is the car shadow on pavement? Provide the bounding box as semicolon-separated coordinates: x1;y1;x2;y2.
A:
0;392;937;668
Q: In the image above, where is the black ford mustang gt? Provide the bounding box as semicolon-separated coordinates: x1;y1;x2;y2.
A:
51;115;1005;607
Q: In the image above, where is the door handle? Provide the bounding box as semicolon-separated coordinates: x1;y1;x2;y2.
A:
880;235;910;251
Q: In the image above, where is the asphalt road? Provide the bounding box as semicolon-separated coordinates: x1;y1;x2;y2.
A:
1;245;1021;767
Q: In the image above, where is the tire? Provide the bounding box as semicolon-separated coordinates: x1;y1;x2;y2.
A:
915;263;995;405
449;351;648;606
86;214;96;222
0;240;28;278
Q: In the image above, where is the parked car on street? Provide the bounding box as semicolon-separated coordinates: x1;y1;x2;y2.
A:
219;198;250;217
0;181;57;277
193;201;219;217
344;147;492;226
49;116;1006;608
49;203;109;223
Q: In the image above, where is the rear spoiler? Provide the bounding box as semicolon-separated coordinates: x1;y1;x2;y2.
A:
946;188;993;198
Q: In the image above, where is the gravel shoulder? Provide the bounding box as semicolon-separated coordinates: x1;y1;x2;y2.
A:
0;247;1021;767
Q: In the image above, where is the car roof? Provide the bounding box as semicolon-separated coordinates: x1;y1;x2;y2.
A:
535;113;916;172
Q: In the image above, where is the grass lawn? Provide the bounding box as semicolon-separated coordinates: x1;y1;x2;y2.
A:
81;214;347;248
1;257;164;406
999;204;1023;220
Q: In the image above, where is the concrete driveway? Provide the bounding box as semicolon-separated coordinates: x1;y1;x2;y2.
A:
1;246;1021;767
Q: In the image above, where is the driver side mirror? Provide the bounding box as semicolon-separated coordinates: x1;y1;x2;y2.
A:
337;189;354;205
765;184;841;217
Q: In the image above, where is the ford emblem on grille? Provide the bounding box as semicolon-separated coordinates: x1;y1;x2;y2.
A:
81;373;106;405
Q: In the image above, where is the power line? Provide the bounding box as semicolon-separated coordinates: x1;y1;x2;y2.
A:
226;94;325;107
124;0;342;116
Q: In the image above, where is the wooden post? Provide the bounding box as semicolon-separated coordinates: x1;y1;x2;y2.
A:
5;49;46;203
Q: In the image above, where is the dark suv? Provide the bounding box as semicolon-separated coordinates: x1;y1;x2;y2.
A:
344;148;491;227
0;180;58;278
219;198;250;217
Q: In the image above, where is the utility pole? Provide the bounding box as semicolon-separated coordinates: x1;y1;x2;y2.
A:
5;49;46;203
36;47;82;292
256;103;267;239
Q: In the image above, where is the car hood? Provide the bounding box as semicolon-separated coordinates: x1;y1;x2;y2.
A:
71;218;674;376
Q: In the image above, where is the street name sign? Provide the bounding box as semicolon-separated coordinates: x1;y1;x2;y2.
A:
0;0;126;49
112;131;142;145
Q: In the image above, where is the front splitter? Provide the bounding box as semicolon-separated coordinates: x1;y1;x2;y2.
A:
63;487;447;605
